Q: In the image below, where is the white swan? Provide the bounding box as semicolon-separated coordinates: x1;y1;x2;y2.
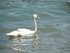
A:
6;14;40;37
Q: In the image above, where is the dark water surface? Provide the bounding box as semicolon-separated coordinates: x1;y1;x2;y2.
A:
0;0;70;53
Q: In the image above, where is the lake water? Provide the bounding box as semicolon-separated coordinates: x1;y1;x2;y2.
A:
0;0;70;53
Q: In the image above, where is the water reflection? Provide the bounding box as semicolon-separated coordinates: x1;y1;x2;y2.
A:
8;33;39;41
0;46;32;52
6;33;39;51
0;46;13;50
0;34;39;53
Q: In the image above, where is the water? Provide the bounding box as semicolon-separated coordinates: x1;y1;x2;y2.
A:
0;0;70;53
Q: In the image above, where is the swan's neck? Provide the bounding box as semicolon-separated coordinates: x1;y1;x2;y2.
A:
33;19;37;33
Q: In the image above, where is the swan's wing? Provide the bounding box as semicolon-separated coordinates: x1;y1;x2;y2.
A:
6;28;35;36
17;28;35;36
6;31;19;36
17;28;32;31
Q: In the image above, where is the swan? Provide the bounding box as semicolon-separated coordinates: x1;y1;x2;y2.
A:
6;14;40;37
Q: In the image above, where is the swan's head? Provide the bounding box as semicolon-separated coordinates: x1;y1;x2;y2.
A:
33;14;40;19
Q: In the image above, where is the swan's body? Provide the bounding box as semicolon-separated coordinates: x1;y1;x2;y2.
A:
17;28;35;36
6;14;40;37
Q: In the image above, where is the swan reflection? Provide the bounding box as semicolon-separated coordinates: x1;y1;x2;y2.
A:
8;33;39;45
7;34;39;52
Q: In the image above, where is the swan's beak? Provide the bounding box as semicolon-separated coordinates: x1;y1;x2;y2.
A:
37;16;40;20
